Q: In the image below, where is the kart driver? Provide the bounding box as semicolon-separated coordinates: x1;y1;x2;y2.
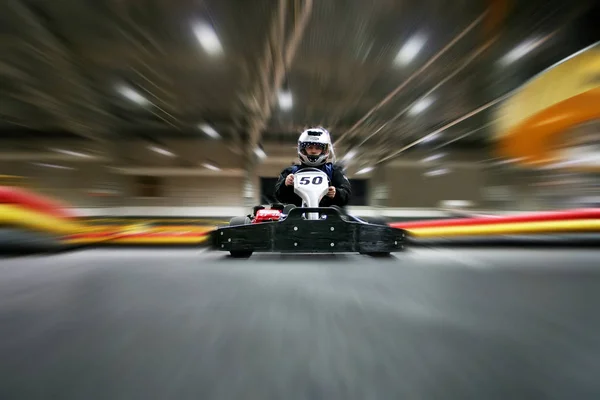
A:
274;127;352;207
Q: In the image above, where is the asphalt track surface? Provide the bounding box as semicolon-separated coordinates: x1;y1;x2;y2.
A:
1;247;600;399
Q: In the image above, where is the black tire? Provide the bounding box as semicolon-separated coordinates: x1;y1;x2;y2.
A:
228;216;253;258
364;252;391;257
0;228;66;256
282;204;296;215
229;251;253;259
229;216;251;226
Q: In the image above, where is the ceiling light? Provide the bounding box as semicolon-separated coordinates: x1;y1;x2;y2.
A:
32;163;74;170
408;96;434;116
117;86;149;105
343;149;357;161
356;166;374;175
421;132;440;143
424;168;449;177
443;200;472;208
561;146;600;166
51;148;90;158
202;162;221;171
254;147;267;159
198;123;221;139
148;145;175;157
495;157;525;166
193;23;223;55
422;153;444;163
278;90;293;110
500;37;543;65
394;34;426;66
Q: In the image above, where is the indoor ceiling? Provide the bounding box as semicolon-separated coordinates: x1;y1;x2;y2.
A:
0;0;598;166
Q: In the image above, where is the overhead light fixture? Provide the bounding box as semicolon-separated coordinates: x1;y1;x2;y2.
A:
500;37;543;65
32;162;74;170
408;96;435;116
443;200;472;208
394;34;426;66
356;166;374;175
422;153;444;163
495;157;525;166
421;132;440;143
193;23;223;55
343;149;357;162
561;146;600;167
198;123;221;139
51;148;91;158
278;90;293;110
202;162;221;171
117;85;149;105
148;145;175;157
254;147;267;159
424;168;449;177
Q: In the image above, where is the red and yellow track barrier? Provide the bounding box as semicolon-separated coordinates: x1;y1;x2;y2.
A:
494;45;600;164
0;186;86;252
391;208;600;238
63;225;213;245
62;231;123;245
110;232;209;245
4;185;599;248
64;209;600;244
64;232;210;245
407;219;600;238
0;186;76;220
391;209;600;230
0;187;86;252
0;204;82;235
499;87;600;165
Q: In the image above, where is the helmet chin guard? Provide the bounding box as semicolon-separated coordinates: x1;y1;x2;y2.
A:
297;127;332;167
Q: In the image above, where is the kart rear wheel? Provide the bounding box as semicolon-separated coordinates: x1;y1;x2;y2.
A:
229;216;251;226
228;216;253;258
357;216;394;256
282;204;296;215
363;252;391;257
229;250;253;259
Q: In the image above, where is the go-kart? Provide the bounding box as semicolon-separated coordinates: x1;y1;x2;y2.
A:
209;167;407;258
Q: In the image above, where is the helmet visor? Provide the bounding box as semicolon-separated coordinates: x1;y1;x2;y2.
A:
300;142;327;153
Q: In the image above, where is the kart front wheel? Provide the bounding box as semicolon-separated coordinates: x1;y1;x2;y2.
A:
362;252;391;257
282;204;296;215
229;216;251;226
229;250;253;258
228;216;253;258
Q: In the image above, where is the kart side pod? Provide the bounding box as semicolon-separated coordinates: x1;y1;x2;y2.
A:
210;206;407;258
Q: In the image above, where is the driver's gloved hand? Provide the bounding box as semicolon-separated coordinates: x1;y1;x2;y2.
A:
285;174;294;186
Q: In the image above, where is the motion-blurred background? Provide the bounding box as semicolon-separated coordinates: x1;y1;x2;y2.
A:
3;3;600;398
1;0;599;216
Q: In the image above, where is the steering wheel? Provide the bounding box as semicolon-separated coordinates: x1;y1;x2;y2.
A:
293;167;331;185
295;167;324;173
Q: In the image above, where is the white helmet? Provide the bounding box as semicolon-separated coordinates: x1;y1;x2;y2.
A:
297;127;332;167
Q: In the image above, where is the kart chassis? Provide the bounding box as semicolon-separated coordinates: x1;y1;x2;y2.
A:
211;206;407;258
209;167;406;258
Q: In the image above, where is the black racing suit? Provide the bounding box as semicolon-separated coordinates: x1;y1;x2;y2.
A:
273;162;352;207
